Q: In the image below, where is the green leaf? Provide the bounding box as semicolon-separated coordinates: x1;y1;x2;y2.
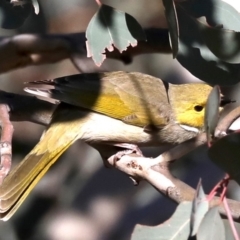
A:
190;181;209;236
197;207;225;240
131;201;192;240
179;0;240;31
176;1;240;85
208;132;240;185
86;4;146;66
200;21;240;64
223;219;240;240
162;0;179;58
204;86;220;143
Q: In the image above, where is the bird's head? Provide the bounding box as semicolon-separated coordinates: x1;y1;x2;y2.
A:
169;83;214;132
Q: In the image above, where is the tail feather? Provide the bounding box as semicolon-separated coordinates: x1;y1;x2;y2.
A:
0;107;84;221
0;145;70;221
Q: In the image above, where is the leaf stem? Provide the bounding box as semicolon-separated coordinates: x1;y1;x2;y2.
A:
223;197;240;240
95;0;102;6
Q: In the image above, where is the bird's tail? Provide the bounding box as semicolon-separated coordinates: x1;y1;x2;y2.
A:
0;106;83;221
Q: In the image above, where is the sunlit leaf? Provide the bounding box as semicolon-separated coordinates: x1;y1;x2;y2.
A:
190;181;209;236
197;207;225;240
86;4;146;66
179;0;240;29
223;219;240;240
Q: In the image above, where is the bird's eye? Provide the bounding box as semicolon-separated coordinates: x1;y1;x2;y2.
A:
194;105;204;112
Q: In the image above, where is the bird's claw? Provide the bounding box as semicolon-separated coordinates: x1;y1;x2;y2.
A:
107;143;143;167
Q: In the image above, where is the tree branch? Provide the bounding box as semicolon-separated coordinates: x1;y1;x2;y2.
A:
109;149;240;221
0;28;171;73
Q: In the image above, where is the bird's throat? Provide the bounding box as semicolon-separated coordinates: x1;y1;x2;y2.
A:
179;124;199;133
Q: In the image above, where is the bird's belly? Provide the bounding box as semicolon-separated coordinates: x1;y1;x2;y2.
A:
79;111;161;147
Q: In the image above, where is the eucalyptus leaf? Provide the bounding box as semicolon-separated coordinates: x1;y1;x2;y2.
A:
204;86;220;143
223;219;240;240
176;6;240;85
162;0;179;58
208;132;240;185
190;181;209;236
86;4;146;66
178;0;240;30
197;207;225;240
131;201;192;240
199;19;240;64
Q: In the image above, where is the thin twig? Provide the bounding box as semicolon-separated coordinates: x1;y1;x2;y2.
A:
223;197;240;240
0;104;13;184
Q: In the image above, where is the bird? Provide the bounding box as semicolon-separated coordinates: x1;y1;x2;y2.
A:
0;71;214;221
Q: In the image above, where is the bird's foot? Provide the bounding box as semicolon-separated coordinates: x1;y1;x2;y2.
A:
108;143;143;166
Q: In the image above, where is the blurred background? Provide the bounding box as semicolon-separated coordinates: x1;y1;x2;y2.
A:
0;0;230;239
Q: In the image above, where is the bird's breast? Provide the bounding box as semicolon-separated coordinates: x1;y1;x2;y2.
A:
79;110;198;146
80;111;158;146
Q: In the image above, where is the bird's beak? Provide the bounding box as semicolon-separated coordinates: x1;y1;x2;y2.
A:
220;96;235;107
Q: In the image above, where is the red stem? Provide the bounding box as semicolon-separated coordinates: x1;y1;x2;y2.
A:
223;197;240;240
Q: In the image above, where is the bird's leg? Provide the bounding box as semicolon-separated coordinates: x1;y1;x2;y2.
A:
0;104;13;184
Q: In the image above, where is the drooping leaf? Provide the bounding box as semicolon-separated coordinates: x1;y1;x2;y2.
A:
0;0;32;29
179;0;240;30
204;86;220;144
197;207;225;240
208;132;240;185
190;181;209;236
176;1;240;85
131;201;192;240
86;4;146;66
162;0;179;58
199;19;240;64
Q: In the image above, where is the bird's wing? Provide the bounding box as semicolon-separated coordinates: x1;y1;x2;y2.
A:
25;71;172;127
